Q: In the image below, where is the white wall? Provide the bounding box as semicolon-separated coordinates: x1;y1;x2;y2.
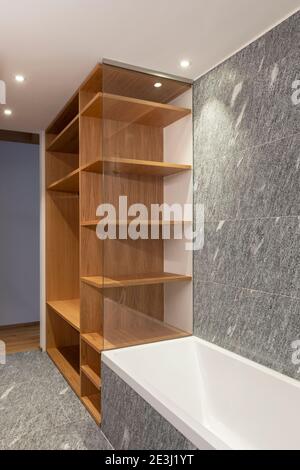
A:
0;140;40;326
163;89;193;334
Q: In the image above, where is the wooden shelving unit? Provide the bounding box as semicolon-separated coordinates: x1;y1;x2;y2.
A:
45;63;192;425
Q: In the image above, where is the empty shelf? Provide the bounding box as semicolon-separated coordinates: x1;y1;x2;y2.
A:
104;303;190;350
81;365;101;390
47;115;79;153
47;168;79;193
47;346;80;396
81;272;192;289
81;157;191;177
81;332;104;353
81;395;101;424
81;92;191;127
47;299;80;331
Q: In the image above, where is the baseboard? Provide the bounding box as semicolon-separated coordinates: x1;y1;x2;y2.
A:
0;321;40;330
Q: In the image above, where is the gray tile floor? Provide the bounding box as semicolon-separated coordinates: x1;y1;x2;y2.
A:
0;350;112;450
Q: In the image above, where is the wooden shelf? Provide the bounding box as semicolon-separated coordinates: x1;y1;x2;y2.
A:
81;332;103;353
80;219;191;227
81;365;101;390
47;299;80;331
104;303;190;350
81;272;192;289
81;157;191;177
47;346;80;396
47;92;79;135
47;168;79;193
81;394;101;425
81;92;191;127
47;115;79;153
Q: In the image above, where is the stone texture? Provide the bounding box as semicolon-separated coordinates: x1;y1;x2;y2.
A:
0;350;112;450
194;280;300;380
194;217;300;299
195;135;300;221
101;363;197;450
193;10;300;378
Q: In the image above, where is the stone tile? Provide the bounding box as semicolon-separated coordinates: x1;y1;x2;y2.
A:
102;364;196;450
1;420;112;450
194;280;300;379
0;350;112;450
194;217;300;299
194;37;300;162
195;134;300;220
0;350;61;386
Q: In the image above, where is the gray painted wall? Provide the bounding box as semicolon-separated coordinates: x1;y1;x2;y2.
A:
193;11;300;379
0;140;39;326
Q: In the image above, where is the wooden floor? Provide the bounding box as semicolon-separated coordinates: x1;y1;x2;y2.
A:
0;322;40;354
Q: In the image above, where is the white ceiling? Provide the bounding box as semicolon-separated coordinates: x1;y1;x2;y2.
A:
0;0;299;133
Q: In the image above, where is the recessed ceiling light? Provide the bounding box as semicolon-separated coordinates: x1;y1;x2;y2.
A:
154;82;162;88
15;75;25;83
180;60;190;68
4;109;12;116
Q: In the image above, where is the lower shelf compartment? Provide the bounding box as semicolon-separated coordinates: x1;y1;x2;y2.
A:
81;364;101;390
47;346;80;396
81;394;101;425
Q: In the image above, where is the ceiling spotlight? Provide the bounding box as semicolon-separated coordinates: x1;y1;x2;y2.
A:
180;59;190;68
15;75;25;83
4;109;12;116
154;82;162;88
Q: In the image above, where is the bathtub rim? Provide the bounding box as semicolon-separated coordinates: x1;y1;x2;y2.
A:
102;335;300;450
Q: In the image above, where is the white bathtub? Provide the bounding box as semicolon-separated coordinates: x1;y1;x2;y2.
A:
102;336;300;450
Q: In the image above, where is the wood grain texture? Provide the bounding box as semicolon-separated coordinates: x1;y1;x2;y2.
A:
46;62;192;424
82;272;192;288
80;282;103;336
47;299;80;331
81;332;103;353
82;156;191;176
47;115;79;153
81;92;191;127
104;298;190;350
0;323;40;354
47;168;79;193
80;116;101;166
48;347;80;396
46;192;79;301
46;151;78;187
47;92;79;135
81;339;101;389
103;63;191;104
80;170;101;221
